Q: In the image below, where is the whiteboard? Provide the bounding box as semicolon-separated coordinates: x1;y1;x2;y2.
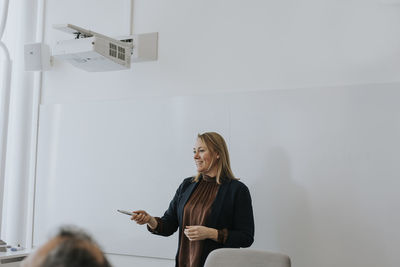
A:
33;96;230;259
33;88;400;267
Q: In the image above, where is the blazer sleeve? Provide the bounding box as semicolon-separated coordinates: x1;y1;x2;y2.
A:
148;179;186;236
224;183;255;248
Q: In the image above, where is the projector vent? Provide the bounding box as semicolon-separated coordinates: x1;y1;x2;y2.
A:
118;46;125;60
109;43;117;58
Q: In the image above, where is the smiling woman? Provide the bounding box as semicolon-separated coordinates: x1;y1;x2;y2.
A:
131;132;255;267
192;132;237;184
193;138;216;175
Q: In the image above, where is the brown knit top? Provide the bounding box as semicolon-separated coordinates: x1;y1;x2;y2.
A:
178;175;220;267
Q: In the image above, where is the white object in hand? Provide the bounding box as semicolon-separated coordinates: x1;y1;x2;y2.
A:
117;209;137;216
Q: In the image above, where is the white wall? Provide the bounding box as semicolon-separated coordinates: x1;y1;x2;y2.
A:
41;0;400;104
3;0;400;266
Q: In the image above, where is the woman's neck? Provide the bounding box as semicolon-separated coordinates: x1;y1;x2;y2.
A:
202;168;217;178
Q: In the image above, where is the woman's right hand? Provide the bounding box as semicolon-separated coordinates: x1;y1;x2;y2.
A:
131;210;158;229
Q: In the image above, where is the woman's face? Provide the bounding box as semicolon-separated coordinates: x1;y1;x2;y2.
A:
193;138;218;175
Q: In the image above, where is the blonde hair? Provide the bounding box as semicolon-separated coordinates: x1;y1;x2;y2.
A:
193;132;238;184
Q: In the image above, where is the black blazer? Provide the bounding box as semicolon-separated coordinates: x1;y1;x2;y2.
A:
150;176;255;267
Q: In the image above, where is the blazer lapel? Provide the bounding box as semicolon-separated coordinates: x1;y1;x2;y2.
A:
177;181;198;224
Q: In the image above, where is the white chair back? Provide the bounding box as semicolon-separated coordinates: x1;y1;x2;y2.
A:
204;248;291;267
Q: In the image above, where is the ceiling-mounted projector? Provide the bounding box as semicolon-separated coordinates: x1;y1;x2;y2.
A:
52;24;158;72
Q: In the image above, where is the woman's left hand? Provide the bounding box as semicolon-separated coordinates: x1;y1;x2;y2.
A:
184;225;218;241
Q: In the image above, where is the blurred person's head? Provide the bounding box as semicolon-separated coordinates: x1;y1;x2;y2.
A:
21;226;111;267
